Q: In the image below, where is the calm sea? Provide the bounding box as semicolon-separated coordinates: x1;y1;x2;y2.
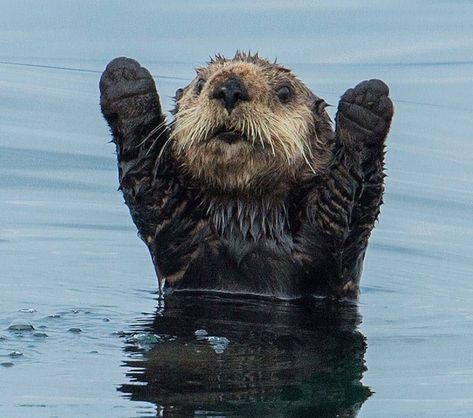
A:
1;1;472;416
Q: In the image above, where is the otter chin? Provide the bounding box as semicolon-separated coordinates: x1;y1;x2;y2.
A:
100;52;394;298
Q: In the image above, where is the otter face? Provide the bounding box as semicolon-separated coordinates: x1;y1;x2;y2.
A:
170;52;332;193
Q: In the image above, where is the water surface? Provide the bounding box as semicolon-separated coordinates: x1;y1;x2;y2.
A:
1;1;473;417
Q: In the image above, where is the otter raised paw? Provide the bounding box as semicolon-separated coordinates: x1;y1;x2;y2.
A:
100;52;394;299
337;79;393;149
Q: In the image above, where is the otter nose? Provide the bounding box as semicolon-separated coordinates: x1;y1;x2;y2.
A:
211;76;249;111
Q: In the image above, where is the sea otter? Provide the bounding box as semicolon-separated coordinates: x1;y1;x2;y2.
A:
99;52;393;299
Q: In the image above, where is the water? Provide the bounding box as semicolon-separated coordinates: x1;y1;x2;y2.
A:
1;1;472;417
121;295;369;417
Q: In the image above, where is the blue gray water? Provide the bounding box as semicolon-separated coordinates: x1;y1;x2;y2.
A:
1;1;473;417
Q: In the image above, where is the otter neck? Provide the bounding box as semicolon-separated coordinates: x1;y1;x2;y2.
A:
204;191;290;242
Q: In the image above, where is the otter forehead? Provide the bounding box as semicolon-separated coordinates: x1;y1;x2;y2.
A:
179;53;314;107
201;61;295;94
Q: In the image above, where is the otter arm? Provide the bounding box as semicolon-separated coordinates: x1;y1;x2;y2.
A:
100;58;209;286
299;80;393;297
100;58;169;242
335;79;393;293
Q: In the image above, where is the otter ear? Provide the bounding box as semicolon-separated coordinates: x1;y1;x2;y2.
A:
171;92;181;116
171;86;188;115
175;88;184;102
310;96;331;115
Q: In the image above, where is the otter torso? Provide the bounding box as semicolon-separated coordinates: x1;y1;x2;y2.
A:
100;53;393;299
150;172;328;298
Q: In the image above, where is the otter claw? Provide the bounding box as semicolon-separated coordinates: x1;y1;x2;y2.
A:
336;79;394;145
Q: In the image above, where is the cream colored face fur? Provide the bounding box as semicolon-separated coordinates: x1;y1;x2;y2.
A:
169;53;331;193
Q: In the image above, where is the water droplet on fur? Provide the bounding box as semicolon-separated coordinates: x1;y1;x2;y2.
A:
206;336;230;354
194;329;208;337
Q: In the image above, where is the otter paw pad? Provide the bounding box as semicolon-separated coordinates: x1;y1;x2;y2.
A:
99;57;156;111
337;79;393;143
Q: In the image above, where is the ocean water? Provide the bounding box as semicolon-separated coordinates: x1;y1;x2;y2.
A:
1;1;472;417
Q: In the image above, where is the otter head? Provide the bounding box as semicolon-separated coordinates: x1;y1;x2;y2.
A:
170;52;333;195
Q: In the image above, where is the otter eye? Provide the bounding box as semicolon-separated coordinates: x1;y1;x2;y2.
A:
195;78;206;95
175;88;184;101
276;85;291;103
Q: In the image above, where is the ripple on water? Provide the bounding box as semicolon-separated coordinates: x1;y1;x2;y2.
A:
68;328;82;334
18;308;37;313
8;321;35;332
1;362;14;368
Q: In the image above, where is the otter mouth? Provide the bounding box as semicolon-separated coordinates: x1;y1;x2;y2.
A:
212;126;247;144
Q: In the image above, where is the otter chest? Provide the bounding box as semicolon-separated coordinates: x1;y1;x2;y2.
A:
158;198;311;297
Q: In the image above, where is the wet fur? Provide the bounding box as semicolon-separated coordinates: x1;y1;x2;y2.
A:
99;52;393;299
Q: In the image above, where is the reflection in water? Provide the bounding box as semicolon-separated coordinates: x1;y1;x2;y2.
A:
119;294;371;417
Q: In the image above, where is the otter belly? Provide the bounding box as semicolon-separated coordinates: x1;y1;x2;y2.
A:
163;239;295;297
162;237;333;298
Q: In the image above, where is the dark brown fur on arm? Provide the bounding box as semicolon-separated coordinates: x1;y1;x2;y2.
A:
313;79;393;296
99;58;210;286
99;57;167;239
99;58;180;263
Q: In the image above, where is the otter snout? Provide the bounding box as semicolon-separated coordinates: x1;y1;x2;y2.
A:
211;76;249;112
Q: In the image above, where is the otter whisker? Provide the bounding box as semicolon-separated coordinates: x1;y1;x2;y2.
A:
267;117;292;163
196;119;211;142
144;127;171;157
249;116;265;150
240;118;248;142
171;113;201;147
135;119;169;148
157;136;173;160
154;121;178;160
186;120;206;150
184;109;212;145
259;119;275;156
248;118;256;146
